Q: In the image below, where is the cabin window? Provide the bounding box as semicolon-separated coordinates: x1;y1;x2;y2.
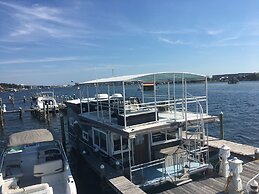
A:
151;130;179;145
152;132;166;143
82;130;89;142
100;133;107;151
92;128;108;154
112;134;129;155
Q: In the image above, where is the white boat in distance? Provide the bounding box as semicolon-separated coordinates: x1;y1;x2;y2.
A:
0;129;77;194
31;92;59;113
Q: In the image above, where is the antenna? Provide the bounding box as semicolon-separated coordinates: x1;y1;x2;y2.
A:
112;68;114;77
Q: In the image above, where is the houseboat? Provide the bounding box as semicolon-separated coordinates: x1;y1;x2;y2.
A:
31;92;59;113
66;72;218;187
0;129;77;194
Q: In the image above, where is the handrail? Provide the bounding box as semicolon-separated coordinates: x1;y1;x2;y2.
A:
246;173;259;193
131;158;165;172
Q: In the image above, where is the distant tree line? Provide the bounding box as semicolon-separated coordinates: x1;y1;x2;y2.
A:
0;83;31;92
211;72;259;82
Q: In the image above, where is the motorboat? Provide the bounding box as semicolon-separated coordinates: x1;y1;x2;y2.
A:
31;92;59;113
0;129;77;194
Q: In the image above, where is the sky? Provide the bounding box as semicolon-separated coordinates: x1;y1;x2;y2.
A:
1;0;259;85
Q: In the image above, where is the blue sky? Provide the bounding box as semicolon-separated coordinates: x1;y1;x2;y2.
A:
1;0;259;85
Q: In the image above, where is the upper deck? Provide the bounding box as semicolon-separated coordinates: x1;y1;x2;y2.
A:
68;72;217;136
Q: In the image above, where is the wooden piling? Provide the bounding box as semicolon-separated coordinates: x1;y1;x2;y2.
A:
19;107;23;119
219;112;224;140
0;98;4;129
46;104;50;122
0;109;3;129
43;104;46;120
60;115;67;153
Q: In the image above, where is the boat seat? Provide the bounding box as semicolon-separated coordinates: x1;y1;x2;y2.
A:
5;164;23;179
38;148;61;163
33;159;63;177
1;182;53;194
5;166;23;178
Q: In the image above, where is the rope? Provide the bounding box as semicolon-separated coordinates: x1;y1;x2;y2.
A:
224;172;244;194
224;172;233;193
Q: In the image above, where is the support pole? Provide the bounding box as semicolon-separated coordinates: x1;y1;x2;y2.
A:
153;74;157;122
120;136;124;171
184;80;188;142
122;81;127;129
108;85;111;123
128;138;132;182
96;84;100;119
167;81;170;111
60;114;67;154
79;88;82;114
173;73;176;119
205;76;209;115
220;112;224;140
182;74;184;118
86;86;90;112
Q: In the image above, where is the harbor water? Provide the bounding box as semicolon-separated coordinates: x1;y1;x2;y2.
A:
0;81;259;193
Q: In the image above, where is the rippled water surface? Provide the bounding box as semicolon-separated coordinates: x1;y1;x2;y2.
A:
0;81;259;193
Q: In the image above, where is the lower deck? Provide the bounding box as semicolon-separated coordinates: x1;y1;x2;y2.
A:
151;159;259;194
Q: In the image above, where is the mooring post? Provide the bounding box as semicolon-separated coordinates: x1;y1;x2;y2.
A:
46;104;49;122
43;104;46;120
0;98;4;129
60;114;67;153
220;112;224;140
10;96;14;105
19;107;23;119
0;109;3;129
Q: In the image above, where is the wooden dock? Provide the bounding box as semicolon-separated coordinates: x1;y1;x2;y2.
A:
156;159;259;194
108;176;146;194
182;132;258;159
207;136;258;158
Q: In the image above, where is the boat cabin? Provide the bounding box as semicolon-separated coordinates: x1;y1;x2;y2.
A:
66;72;218;187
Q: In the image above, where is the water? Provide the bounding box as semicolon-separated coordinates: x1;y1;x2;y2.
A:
0;81;259;193
208;81;259;147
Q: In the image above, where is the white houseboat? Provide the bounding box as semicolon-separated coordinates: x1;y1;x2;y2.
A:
0;129;77;194
66;72;218;187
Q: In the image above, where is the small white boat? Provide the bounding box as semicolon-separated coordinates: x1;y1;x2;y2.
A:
31;92;59;113
0;129;77;194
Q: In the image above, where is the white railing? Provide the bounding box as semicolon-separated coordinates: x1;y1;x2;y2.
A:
246;173;259;193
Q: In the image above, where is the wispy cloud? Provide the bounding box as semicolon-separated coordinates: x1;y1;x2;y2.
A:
158;37;190;45
150;29;199;35
0;56;85;65
0;1;79;27
0;1;90;41
206;29;223;36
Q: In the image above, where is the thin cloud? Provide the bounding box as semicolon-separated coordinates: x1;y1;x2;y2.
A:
0;56;85;65
0;1;79;27
158;37;190;45
206;29;223;36
150;29;199;35
0;1;90;41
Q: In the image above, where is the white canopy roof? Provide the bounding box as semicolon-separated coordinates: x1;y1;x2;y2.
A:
80;72;206;85
8;129;54;147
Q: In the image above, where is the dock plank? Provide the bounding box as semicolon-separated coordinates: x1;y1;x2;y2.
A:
182;131;258;158
109;176;146;194
157;159;259;194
